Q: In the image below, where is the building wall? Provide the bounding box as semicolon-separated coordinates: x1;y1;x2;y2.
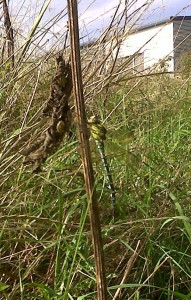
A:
173;20;191;70
117;22;174;72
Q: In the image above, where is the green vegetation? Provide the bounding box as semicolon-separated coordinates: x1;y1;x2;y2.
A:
1;70;191;299
1;1;191;299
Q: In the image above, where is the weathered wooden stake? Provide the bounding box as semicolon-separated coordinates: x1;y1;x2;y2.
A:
67;1;107;299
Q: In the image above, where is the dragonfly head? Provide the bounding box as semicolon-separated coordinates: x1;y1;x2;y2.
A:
87;115;101;125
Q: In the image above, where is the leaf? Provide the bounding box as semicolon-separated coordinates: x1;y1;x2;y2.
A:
160;218;173;229
77;291;96;300
169;192;177;202
0;282;9;292
172;291;191;299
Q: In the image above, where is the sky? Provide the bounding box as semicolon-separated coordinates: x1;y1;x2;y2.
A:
9;0;191;27
77;0;191;32
3;0;191;50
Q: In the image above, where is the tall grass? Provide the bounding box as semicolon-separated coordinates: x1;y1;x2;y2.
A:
1;72;191;299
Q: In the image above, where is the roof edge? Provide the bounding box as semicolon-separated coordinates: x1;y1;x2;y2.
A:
134;16;191;33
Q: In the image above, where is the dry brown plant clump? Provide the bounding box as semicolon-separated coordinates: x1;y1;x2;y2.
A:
21;55;73;172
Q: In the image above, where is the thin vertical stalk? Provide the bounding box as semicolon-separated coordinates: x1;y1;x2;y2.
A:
67;1;107;299
2;0;14;68
16;0;51;67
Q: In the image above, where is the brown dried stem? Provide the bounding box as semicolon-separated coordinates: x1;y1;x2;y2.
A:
67;0;107;299
2;0;14;68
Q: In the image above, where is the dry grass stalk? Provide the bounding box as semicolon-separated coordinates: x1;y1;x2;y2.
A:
2;0;14;68
67;0;107;299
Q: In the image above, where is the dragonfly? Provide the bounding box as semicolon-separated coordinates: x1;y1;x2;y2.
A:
87;115;116;216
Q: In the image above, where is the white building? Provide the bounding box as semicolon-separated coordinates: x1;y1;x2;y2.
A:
115;16;191;73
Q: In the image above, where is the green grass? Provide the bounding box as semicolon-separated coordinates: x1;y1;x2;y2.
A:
1;71;191;299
